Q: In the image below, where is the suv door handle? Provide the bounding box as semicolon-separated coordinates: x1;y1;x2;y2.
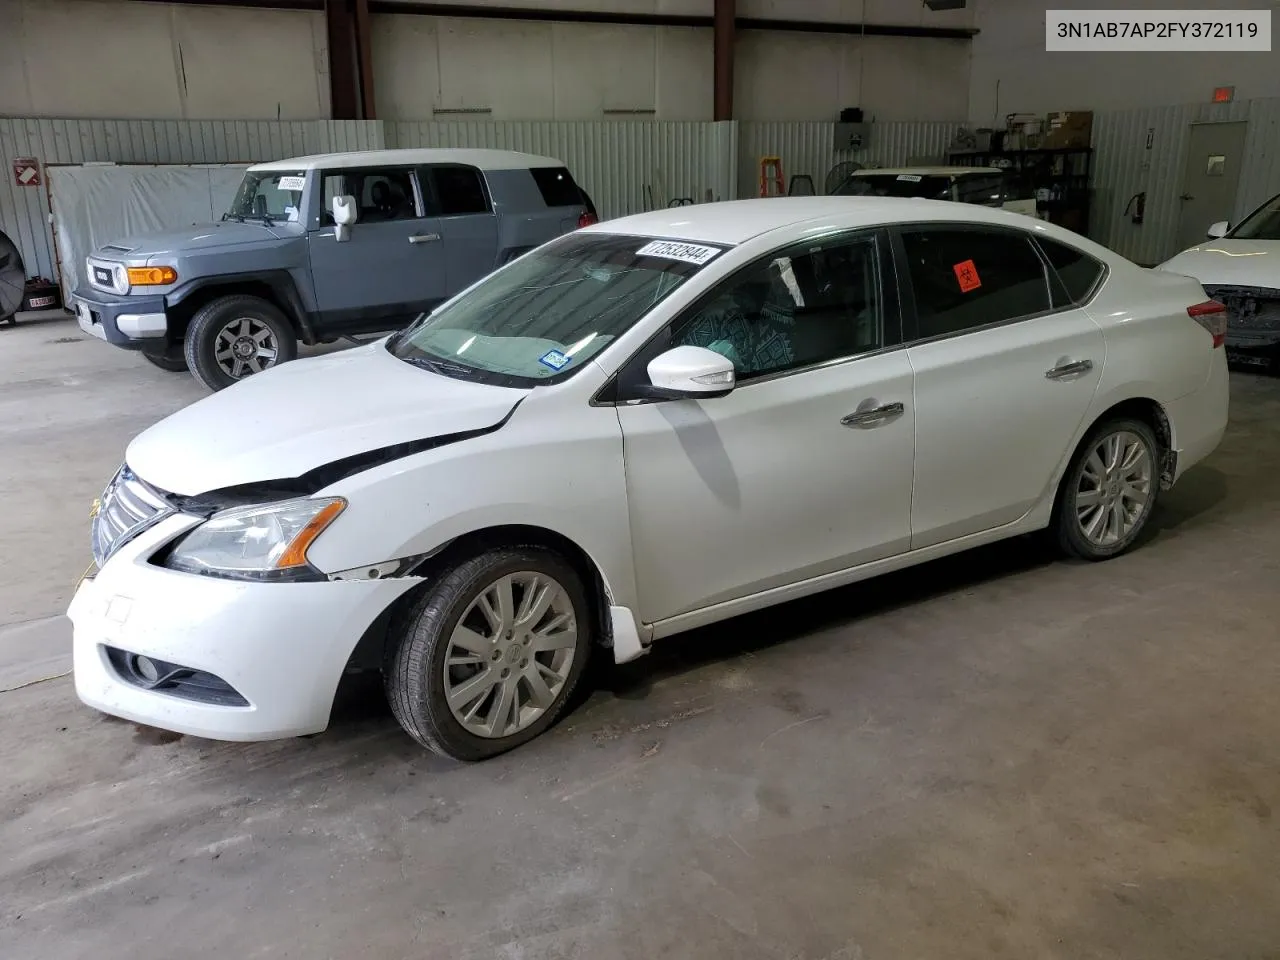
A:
409;233;440;244
841;400;905;428
1045;359;1093;380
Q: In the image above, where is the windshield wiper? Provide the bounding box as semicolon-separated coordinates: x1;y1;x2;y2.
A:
221;212;245;223
401;352;478;380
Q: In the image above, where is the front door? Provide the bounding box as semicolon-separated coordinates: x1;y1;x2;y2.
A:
421;164;501;293
615;230;916;626
1176;121;1248;251
307;165;448;335
897;224;1105;548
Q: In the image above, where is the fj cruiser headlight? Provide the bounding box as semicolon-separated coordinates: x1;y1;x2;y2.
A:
164;497;345;581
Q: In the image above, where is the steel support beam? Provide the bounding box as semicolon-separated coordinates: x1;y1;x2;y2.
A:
713;0;735;122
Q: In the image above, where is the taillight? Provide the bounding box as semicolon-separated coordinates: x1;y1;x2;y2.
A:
577;212;598;229
1188;300;1228;348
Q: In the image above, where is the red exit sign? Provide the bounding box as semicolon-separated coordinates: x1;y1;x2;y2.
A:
1212;86;1235;103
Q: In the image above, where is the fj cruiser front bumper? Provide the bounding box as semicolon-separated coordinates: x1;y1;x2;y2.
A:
71;287;169;348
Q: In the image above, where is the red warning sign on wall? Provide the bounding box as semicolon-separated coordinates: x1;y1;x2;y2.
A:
12;157;41;188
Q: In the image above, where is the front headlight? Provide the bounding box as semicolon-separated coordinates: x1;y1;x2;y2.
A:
164;497;345;581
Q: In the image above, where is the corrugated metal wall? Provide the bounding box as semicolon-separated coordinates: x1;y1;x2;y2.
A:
737;121;960;198
0;118;383;281
387;120;736;220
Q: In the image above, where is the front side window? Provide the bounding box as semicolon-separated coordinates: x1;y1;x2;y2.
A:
389;233;720;386
1227;192;1280;240
321;167;419;224
833;174;952;201
900;227;1051;340
671;234;882;380
427;165;490;216
227;170;305;223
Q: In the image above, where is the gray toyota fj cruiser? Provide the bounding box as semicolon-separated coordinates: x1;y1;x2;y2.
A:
72;148;597;390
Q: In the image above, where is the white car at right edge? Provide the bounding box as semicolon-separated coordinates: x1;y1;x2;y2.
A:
69;197;1229;761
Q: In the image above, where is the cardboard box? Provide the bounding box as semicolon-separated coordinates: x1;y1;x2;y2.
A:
1043;111;1093;149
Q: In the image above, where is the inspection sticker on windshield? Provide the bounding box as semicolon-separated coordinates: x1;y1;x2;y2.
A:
276;175;306;191
896;174;923;182
539;349;572;371
635;240;721;266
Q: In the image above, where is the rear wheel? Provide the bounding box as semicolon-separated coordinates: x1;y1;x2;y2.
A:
184;294;297;391
384;546;592;761
1054;417;1160;561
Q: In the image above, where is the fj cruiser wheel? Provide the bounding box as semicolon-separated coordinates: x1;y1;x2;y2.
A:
384;547;592;761
1054;417;1161;561
184;295;297;391
141;348;188;372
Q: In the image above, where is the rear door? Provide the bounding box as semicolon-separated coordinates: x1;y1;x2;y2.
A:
422;163;500;294
307;165;447;334
896;224;1106;548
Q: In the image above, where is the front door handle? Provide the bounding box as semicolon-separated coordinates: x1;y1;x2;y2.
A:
841;400;905;428
409;233;441;244
1045;358;1094;381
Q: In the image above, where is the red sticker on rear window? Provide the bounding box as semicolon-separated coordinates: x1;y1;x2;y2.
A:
953;259;981;292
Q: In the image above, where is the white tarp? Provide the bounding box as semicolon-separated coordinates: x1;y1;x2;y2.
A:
49;164;250;299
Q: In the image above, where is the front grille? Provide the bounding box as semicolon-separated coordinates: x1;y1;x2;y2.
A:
1203;285;1280;333
92;465;174;567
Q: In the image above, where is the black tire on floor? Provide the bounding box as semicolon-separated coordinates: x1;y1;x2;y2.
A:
141;349;188;372
1053;417;1161;562
384;546;593;761
183;294;297;391
1;312;15;326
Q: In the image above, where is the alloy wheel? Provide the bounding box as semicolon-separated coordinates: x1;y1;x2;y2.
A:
214;317;279;379
1075;429;1153;547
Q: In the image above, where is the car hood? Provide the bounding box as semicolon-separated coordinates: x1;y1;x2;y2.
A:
1157;238;1280;288
126;342;530;496
95;221;290;259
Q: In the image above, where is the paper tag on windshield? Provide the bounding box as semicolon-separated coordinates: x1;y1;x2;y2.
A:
635;240;720;266
896;174;923;182
277;175;306;191
539;349;571;371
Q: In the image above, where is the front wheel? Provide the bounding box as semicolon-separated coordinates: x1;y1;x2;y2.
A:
1054;418;1161;561
384;547;592;761
184;295;297;391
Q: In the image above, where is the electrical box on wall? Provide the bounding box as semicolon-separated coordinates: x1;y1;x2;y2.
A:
834;123;872;152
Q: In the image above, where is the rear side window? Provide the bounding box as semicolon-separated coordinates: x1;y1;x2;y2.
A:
1038;237;1106;306
426;165;490;216
900;227;1051;340
530;167;585;208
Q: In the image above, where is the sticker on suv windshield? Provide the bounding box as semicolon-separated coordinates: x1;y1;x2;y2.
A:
276;175;306;191
539;349;571;371
635;240;721;266
896;174;923;182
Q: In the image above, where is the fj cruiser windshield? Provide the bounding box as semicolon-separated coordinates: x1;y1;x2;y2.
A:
226;170;306;223
389;233;722;387
1227;193;1280;241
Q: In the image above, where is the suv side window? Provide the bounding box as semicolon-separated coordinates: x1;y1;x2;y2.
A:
1037;236;1106;306
426;165;491;216
899;227;1051;340
321;167;420;224
669;233;883;381
954;173;1005;207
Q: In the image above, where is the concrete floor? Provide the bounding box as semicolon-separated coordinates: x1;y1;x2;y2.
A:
2;312;1279;960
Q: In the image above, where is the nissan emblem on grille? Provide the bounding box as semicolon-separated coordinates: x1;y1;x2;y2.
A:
91;466;174;567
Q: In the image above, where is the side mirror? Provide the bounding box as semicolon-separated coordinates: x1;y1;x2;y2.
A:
1206;220;1229;240
332;195;357;242
645;345;736;399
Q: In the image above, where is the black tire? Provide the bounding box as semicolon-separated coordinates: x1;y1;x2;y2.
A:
141;349;188;372
1053;417;1161;561
1;312;15;327
183;295;297;391
384;546;593;761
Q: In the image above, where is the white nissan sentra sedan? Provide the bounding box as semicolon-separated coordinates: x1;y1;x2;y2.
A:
70;197;1230;760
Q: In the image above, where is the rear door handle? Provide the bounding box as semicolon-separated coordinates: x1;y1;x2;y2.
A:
409;233;440;244
1045;359;1094;380
841;400;905;428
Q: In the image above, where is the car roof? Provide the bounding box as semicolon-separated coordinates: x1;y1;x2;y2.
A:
249;148;565;173
583;196;1108;251
850;166;1003;177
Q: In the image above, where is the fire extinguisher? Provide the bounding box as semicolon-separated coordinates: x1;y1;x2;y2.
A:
1124;192;1146;225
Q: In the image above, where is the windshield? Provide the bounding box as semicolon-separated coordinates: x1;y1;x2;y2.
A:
227;170;305;224
1228;193;1280;240
389;233;722;387
833;174;953;200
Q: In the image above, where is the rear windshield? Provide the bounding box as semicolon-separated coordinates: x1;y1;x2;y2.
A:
833;174;953;200
530;167;586;208
388;233;725;387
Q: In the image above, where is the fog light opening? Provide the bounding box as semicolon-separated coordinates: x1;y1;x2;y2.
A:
133;655;160;683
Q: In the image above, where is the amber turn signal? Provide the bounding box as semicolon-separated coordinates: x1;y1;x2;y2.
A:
126;266;178;285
